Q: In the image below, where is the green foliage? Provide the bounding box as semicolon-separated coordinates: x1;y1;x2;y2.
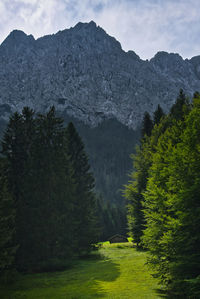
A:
142;93;200;297
65;122;98;254
0;114;140;243
153;104;165;125
124;142;150;246
141;112;153;137
170;89;190;120
124;107;165;247
0;107;98;273
126;91;200;296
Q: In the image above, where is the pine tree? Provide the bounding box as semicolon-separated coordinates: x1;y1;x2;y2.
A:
125;108;163;247
124;111;153;247
124;143;150;247
65;122;98;254
141;112;153;137
153;104;165;125
170;89;190;121
27;107;75;269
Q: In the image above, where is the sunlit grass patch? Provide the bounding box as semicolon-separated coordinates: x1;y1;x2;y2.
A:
0;242;162;299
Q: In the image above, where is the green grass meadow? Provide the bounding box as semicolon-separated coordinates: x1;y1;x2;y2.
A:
0;242;164;298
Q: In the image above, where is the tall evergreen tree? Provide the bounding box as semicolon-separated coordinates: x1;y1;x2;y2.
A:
65;122;98;254
170;89;190;120
125;107;166;247
141;112;153;137
153;104;165;125
124;143;150;247
25;107;75;269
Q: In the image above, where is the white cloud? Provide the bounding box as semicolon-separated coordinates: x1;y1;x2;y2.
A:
0;0;200;59
92;0;200;59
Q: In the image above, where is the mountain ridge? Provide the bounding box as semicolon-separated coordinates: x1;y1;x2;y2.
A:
0;21;200;129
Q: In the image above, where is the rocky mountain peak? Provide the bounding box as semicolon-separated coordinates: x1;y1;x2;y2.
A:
1;30;34;47
0;30;34;57
74;20;97;30
0;22;200;128
150;51;183;68
69;20;121;53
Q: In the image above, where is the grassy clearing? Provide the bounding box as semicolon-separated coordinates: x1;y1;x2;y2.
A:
0;242;163;298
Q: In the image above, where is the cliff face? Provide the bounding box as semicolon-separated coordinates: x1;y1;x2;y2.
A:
0;21;200;129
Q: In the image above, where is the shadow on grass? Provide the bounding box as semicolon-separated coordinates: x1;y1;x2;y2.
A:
82;257;120;298
0;254;120;298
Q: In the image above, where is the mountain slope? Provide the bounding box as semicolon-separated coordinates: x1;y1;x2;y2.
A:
0;21;200;129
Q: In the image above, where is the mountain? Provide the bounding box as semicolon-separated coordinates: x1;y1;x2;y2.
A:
1;21;200;129
0;21;200;206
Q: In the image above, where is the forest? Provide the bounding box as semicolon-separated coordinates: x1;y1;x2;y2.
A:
0;106;99;274
1;91;200;298
125;90;200;297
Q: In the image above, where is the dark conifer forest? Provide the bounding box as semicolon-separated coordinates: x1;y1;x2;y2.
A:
0;107;98;274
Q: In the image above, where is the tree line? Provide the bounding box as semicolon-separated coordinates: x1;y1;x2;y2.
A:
0;106;99;277
125;90;200;297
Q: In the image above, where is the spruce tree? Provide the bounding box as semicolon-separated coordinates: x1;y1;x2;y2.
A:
124;144;149;247
141;112;153;137
65;122;98;254
125;109;158;247
28;107;75;269
153;104;164;125
170;89;190;121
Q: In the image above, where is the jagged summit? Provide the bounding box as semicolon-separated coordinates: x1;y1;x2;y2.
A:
6;29;27;39
150;51;183;64
127;50;141;61
151;51;182;59
0;22;200;128
74;20;97;29
1;30;34;46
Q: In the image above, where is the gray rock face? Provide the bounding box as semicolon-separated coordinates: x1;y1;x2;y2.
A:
0;21;200;128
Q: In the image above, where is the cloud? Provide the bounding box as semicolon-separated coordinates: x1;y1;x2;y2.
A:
92;0;200;59
0;0;200;59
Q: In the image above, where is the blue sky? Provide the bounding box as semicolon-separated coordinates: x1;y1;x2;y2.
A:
0;0;200;59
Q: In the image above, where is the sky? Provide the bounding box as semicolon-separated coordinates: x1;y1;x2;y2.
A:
0;0;200;60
